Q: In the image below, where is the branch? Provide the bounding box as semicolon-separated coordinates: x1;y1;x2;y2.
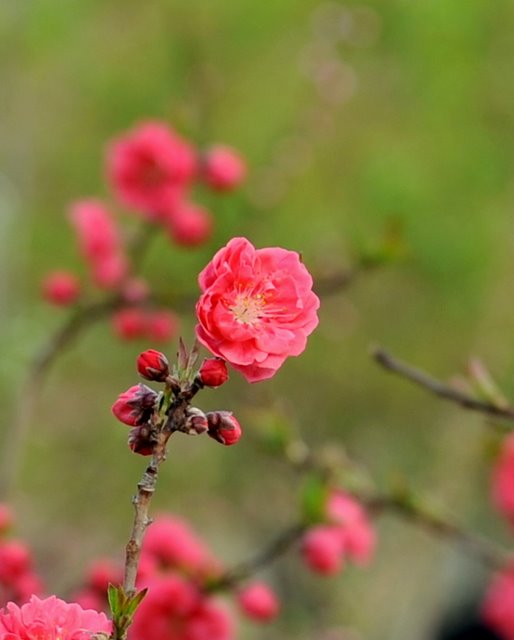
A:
367;493;507;570
207;522;308;592
372;346;514;425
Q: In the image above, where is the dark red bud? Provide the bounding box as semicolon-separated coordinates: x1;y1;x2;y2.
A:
198;358;229;388
184;407;209;435
128;424;155;456
112;384;158;426
206;411;242;446
137;349;169;382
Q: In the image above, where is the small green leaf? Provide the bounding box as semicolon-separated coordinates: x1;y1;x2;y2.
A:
107;584;124;619
301;474;329;525
125;588;148;617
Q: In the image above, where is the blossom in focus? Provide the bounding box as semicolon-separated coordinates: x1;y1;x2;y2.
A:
195;237;320;382
202;145;246;192
237;582;279;622
482;563;514;640
130;576;234;640
42;271;81;306
0;595;111;640
106;121;196;217
492;433;514;528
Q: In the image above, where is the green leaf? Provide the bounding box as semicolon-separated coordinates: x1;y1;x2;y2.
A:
125;588;148;617
301;474;329;525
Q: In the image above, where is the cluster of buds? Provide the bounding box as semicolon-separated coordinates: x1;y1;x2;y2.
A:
41;120;246;344
111;344;242;456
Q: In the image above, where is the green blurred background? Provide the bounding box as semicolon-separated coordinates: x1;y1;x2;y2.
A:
2;1;514;638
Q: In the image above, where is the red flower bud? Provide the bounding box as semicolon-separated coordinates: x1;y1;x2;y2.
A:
128;424;155;456
112;384;158;426
137;349;169;381
42;271;81;306
184;407;209;435
198;358;229;388
206;411;242;446
237;582;280;622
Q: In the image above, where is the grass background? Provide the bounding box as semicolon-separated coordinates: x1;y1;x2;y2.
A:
1;1;514;638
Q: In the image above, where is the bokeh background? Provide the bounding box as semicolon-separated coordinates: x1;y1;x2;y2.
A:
1;1;514;638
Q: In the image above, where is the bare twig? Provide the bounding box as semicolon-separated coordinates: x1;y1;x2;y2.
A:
372;346;514;424
207;522;308;592
367;494;507;570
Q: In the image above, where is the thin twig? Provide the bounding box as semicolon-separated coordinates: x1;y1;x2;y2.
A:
367;494;507;570
372;346;514;424
207;522;308;592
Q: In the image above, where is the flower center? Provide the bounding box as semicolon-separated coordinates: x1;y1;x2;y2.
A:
230;293;265;324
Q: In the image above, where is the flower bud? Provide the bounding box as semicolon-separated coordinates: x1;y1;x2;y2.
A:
203;145;246;192
301;525;345;575
206;411;242;446
128;424;155;456
137;349;169;382
184;407;209;435
112;384;158;426
42;271;81;306
237;582;280;622
198;358;229;388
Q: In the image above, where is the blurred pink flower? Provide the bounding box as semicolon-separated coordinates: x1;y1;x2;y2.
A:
482;563;514;639
195;237;320;382
42;271;81;306
492;433;514;528
69;200;128;289
165;203;213;247
202;145;246;192
107;121;196;217
145;310;179;343
237;582;279;622
0;595;111;639
129;575;233;640
141;516;218;579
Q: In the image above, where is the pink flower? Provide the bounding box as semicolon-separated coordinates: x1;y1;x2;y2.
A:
482;563;514;640
0;595;111;639
42;271;81;306
237;582;279;622
129;576;233;640
112;308;147;341
69;200;128;289
165;204;213;247
106;121;196;217
202;145;246;192
195;237;320;382
0;542;32;585
326;491;376;565
141;516;217;578
492;433;514;528
301;526;345;575
69;200;122;262
146;310;179;343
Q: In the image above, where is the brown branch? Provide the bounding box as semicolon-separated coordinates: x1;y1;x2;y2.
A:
123;430;170;596
372;346;514;425
207;522;308;592
367;493;508;570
